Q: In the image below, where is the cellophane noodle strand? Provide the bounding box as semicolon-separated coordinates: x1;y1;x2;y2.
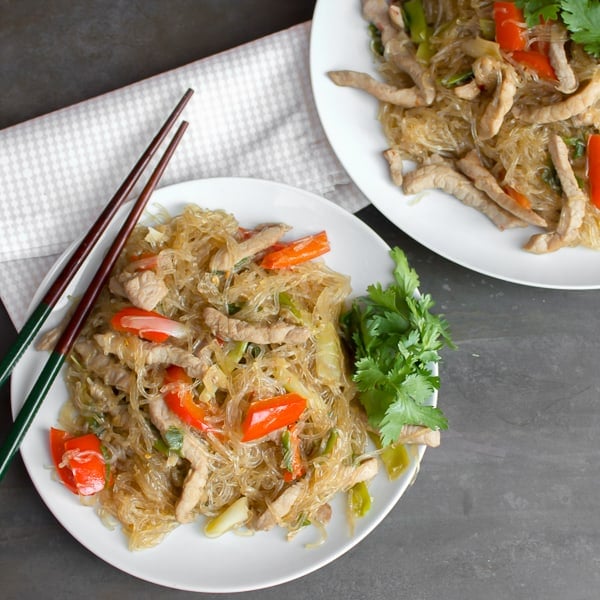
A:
377;0;600;247
60;205;370;549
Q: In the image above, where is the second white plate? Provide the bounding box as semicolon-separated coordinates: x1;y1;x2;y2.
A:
310;0;600;289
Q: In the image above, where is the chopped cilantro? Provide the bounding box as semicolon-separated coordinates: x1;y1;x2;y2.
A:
341;247;454;447
561;0;600;58
514;0;561;26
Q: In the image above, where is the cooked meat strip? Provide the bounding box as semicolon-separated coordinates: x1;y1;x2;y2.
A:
341;457;379;489
209;223;291;272
254;482;303;531
454;79;481;100
383;147;404;186
397;425;441;447
362;0;397;45
524;135;586;253
403;162;527;230
384;38;436;105
473;55;499;89
87;379;124;409
328;70;427;108
72;339;132;391
457;150;547;227
473;57;517;139
387;2;404;30
109;269;169;311
94;331;211;378
571;107;600;128
314;503;332;526
548;23;578;95
514;69;600;124
203;306;310;345
148;396;210;523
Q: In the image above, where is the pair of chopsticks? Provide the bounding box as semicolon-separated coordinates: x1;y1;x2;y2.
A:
0;88;194;480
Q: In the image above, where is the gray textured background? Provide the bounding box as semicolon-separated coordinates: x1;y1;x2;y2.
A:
1;2;599;599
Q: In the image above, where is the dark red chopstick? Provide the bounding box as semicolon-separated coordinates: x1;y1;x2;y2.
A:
0;88;194;389
0;119;189;481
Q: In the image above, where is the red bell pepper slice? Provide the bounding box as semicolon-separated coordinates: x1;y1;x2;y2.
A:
260;231;330;270
505;185;532;209
50;428;107;496
241;393;307;442
111;307;187;343
588;134;600;209
493;2;527;51
163;365;214;433
128;251;160;271
511;50;556;80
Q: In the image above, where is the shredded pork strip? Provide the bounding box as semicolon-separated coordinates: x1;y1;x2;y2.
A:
457;150;547;227
403;162;527;230
514;69;600;124
524;135;586;253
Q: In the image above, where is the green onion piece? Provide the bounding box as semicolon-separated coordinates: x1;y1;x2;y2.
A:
542;165;562;192
204;497;250;538
349;481;372;518
153;438;170;456
404;0;429;44
369;432;410;480
564;136;586;159
368;23;384;56
321;429;339;455
221;340;248;374
441;70;474;88
279;292;302;319
281;429;293;473
479;18;495;40
380;442;410;480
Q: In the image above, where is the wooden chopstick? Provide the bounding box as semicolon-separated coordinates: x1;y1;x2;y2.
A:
0;119;189;481
0;88;194;390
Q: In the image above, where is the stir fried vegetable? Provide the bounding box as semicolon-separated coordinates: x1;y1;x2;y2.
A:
260;231;330;269
50;428;107;496
241;393;307;442
587;133;600;209
162;365;214;433
493;2;527;51
111;307;186;343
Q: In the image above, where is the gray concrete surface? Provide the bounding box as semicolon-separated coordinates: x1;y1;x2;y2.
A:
1;2;599;599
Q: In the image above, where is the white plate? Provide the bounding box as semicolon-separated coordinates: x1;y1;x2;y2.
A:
11;178;433;593
310;0;600;290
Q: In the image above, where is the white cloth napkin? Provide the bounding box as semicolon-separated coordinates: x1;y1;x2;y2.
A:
0;22;368;330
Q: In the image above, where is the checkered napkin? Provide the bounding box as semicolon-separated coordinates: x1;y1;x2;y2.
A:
0;22;368;329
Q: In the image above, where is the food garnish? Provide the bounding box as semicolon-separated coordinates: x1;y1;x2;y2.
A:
341;247;453;447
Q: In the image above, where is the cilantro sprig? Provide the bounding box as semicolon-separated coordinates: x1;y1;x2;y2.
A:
515;0;600;58
341;247;454;447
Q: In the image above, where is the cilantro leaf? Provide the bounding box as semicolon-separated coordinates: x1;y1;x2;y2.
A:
514;0;561;27
341;248;454;447
561;0;600;58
